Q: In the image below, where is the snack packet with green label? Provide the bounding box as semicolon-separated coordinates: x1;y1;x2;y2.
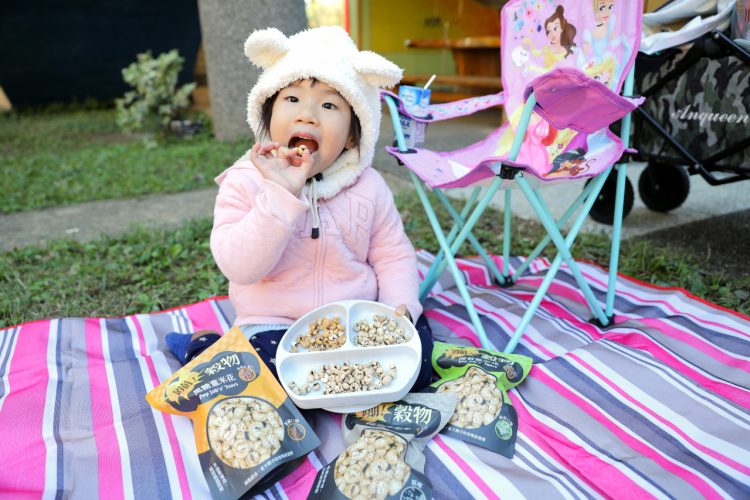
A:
146;327;320;499
308;393;457;500
424;341;533;457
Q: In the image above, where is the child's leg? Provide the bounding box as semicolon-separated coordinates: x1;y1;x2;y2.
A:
411;314;435;391
242;328;287;379
166;328;287;380
165;330;222;364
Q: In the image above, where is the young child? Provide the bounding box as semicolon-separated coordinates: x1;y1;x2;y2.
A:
167;26;434;390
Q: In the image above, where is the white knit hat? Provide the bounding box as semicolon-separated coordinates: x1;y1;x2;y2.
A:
244;26;402;200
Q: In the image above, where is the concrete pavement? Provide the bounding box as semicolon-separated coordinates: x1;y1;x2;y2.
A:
2;107;748;254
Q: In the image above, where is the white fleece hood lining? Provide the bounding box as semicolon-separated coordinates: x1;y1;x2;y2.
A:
244;26;402;201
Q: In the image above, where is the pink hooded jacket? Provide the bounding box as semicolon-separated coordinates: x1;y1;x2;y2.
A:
210;159;422;327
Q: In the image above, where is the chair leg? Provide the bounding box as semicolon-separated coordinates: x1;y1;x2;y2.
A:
434;189;507;286
516;175;611;324
504;171;613;352
419;186;482;300
412;173;505;349
504;251;567;353
606;163;628;319
426;178;506;295
607;67;636;319
502;189;512;281
513;180;596;279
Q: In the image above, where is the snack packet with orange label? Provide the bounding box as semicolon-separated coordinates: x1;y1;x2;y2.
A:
146;327;320;499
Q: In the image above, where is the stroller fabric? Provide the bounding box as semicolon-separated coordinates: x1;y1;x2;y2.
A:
641;0;735;54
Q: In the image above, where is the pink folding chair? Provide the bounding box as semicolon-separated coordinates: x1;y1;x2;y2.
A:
382;0;644;352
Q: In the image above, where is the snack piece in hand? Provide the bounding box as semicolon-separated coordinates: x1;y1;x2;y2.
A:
288;144;310;167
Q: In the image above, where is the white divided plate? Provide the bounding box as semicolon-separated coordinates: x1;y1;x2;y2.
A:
276;300;421;413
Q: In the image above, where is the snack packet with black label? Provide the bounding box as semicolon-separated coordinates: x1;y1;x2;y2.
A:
146;327;320;499
423;341;532;458
308;393;457;500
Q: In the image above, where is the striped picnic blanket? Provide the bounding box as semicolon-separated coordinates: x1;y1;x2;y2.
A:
1;251;749;499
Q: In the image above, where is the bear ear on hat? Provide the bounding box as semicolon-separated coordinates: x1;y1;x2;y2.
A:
244;28;290;69
354;50;403;89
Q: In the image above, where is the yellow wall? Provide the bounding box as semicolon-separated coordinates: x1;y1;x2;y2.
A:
355;0;500;76
353;1;669;78
644;0;670;12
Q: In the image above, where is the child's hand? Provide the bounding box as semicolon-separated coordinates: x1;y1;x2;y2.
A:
250;141;314;196
395;304;413;324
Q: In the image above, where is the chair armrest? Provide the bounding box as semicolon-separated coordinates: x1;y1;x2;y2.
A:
522;68;644;134
380;90;505;123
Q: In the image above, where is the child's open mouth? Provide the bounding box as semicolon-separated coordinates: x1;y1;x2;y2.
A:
289;136;319;153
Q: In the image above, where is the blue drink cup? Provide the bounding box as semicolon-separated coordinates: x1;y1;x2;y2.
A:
397;85;431;148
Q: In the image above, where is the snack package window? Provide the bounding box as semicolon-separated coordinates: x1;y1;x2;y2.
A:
308;392;457;500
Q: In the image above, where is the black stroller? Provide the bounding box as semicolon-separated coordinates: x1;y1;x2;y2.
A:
589;29;750;223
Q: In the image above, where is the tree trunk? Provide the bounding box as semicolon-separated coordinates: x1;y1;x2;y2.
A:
197;0;307;141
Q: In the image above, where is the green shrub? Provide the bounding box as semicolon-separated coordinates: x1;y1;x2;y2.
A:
115;49;196;137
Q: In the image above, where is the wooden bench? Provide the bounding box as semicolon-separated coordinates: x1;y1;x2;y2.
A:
403;36;502;101
399;74;502;102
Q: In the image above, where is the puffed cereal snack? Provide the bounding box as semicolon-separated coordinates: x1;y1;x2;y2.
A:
146;327;320;499
308;393;457;500
425;341;532;458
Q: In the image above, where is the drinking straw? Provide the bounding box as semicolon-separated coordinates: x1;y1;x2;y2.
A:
423;74;437;90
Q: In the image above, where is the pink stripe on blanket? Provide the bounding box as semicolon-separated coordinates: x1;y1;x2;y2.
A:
455;259;491;287
605;331;750;409
615;271;750;323
424;309;481;347
424;288;560;358
509;391;650;498
637;317;750;373
525;300;750;407
85;319;124;500
624;297;750;340
519;298;607;340
568;352;750;477
0;321;50;496
471;301;559;359
433;435;499;499
532;368;725;499
278;457;319;497
131;317;191;498
574;265;750;340
514;275;594;313
184;300;225;334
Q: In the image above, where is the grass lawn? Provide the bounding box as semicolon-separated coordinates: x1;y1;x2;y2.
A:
2;107;748;328
0;107;251;214
2;189;748;329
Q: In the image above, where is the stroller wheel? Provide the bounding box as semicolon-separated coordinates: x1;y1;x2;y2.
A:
638;162;690;212
585;170;634;225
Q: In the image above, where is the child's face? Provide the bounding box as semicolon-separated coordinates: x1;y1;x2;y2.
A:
270;79;354;177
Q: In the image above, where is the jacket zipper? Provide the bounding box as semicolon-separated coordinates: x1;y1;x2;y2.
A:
313;202;325;308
